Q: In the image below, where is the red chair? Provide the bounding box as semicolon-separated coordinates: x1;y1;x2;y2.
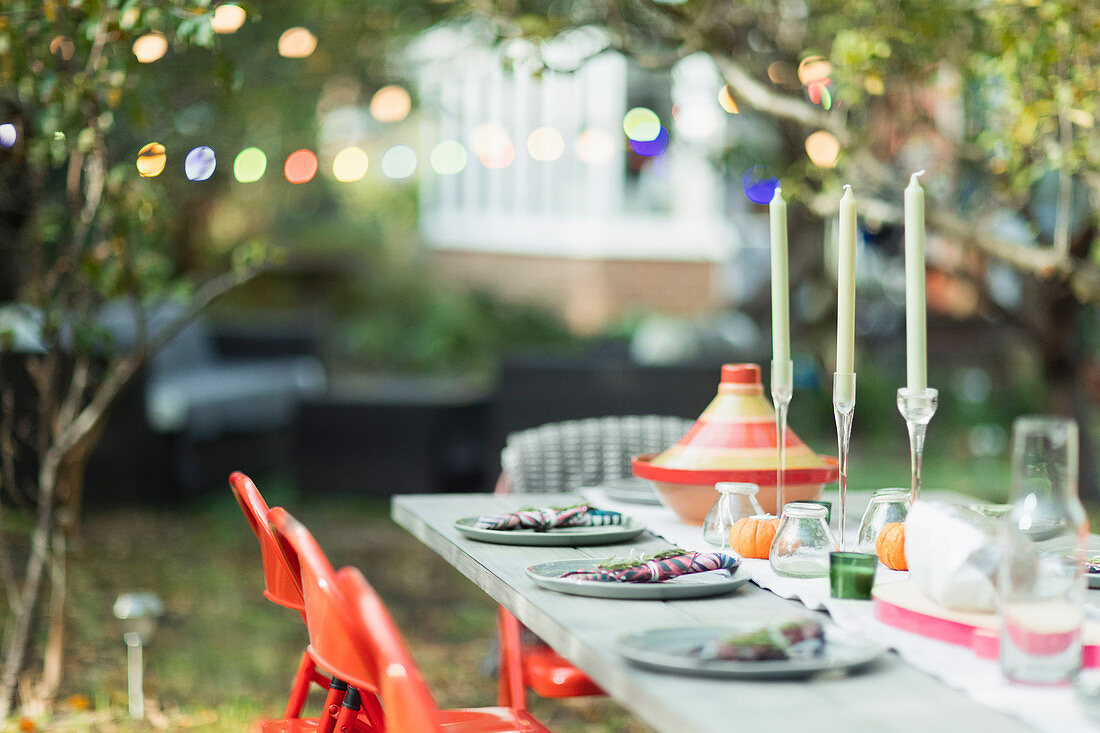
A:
228;472;331;719
269;507;552;733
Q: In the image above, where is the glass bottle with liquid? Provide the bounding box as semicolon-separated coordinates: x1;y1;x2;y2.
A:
999;416;1087;684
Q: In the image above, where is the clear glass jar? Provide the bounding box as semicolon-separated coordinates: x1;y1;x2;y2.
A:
855;489;911;554
769;502;837;578
703;483;764;548
1000;416;1087;684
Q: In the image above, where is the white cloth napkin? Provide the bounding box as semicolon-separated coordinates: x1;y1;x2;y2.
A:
582;487;1100;733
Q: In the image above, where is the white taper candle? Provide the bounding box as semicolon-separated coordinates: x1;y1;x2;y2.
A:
904;171;928;391
836;185;857;375
770;186;791;383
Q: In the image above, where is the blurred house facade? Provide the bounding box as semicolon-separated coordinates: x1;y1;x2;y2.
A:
414;28;751;333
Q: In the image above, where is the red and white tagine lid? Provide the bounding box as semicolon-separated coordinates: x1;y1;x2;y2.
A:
632;363;838;486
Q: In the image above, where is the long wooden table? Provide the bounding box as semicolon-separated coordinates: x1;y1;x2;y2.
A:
391;493;1032;732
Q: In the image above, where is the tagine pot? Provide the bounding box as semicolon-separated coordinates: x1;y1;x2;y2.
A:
632;363;838;524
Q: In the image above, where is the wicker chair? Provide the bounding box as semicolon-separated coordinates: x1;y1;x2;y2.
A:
499;415;694;494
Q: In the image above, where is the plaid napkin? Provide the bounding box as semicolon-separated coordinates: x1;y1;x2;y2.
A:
475;504;623;531
561;548;739;583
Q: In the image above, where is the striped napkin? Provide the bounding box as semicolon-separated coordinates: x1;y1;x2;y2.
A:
561;549;739;583
475;504;624;531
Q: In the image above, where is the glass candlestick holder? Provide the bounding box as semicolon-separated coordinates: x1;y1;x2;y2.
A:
771;359;794;516
896;387;938;505
833;372;856;550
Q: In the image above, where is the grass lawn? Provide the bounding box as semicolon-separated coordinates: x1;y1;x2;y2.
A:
3;439;1011;732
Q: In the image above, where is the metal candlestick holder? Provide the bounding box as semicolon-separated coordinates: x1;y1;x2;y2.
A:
771;360;794;516
832;372;856;550
896;387;938;504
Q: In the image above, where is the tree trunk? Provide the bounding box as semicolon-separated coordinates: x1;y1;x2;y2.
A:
0;450;59;718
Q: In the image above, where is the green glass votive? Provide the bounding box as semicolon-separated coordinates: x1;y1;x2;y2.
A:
802;500;832;524
829;551;877;600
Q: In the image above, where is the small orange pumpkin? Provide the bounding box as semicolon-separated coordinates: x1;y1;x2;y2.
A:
875;522;907;570
729;516;780;559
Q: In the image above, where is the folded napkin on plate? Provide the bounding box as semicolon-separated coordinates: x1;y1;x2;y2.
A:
561;548;739;583
475;504;623;531
692;618;825;662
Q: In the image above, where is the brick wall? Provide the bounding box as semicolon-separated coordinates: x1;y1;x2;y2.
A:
431;250;722;333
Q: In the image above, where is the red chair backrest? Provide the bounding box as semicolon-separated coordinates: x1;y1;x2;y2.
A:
267;507;379;695
229;472;304;612
337;567;444;733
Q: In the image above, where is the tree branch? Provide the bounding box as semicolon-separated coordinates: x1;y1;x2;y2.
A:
54;266;261;459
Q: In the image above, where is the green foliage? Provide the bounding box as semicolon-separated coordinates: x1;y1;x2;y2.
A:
334;272;576;375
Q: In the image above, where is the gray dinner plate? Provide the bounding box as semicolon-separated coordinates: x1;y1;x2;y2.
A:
617;625;885;679
454;516;646;546
600;478;663;506
1089;573;1100;590
526;559;751;600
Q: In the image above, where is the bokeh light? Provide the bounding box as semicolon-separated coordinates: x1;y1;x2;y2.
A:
805;130;841;168
233;147;267;183
807;81;833;110
369;85;411;123
136;143;166;177
211;4;246;34
629;126;670;157
575;129;616;165
381;145;417;179
284;149;318;183
622;107;661;142
479;140;515;169
470;123;511;158
0;123;16;148
797;56;833;86
718;85;739;114
278;27;317;59
430;140;467;175
184;146;217;181
742;165;778;204
527;127;565;162
673;101;720;141
133;33;167;63
332;146;369;182
50;36;75;60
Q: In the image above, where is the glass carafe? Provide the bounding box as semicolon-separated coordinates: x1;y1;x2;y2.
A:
999;416;1087;684
769;502;837;578
856;489;911;554
703;483;764;548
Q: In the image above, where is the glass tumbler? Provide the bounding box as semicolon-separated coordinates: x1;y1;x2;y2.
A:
999;416;1086;685
769;502;838;578
703;482;764;548
856;489;911;554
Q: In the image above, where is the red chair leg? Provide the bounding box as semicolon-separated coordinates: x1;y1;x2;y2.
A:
318;677;348;733
496;607;527;711
284;650;318;718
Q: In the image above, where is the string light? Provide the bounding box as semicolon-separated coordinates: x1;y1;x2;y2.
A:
133;33;167;63
284;149;318;183
369;85;411;123
211;4;246;34
184;146;217;181
332;146;369;182
233;147;267;183
136;142;166;177
278;27;317;58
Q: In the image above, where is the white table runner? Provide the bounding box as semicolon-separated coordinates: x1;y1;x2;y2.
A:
582;487;1100;733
